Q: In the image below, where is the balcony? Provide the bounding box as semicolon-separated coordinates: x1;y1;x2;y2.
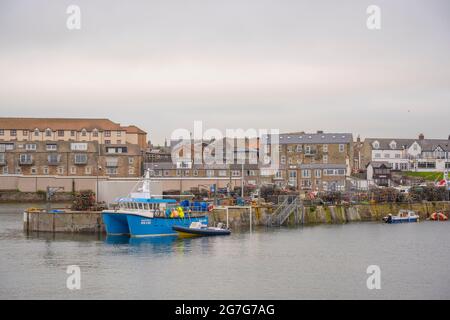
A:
106;158;119;167
19;156;33;165
47;155;61;166
74;154;88;165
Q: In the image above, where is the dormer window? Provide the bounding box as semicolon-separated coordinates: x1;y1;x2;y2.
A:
390;141;397;149
34;128;40;137
372;141;380;149
45;128;52;137
81;129;87;137
92;129;99;137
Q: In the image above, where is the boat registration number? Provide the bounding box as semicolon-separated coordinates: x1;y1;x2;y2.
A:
141;219;152;225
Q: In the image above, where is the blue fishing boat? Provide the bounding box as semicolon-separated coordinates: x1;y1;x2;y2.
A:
102;170;208;237
383;210;419;224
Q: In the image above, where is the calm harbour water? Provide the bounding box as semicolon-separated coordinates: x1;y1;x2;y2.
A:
0;203;449;300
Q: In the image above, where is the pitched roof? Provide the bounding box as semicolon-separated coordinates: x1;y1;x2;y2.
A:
365;138;450;151
0;117;123;131
267;132;353;144
367;161;392;169
122;125;147;134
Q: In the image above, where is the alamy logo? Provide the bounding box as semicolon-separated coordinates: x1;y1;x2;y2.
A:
366;5;381;30
66;265;81;290
66;5;81;30
366;265;381;290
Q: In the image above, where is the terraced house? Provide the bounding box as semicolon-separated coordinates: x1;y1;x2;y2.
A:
274;131;353;191
362;134;450;172
0;118;147;177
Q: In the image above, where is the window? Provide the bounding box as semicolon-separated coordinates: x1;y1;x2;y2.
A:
232;170;240;177
117;140;122;145
0;129;3;136
92;129;98;137
418;162;436;169
184;170;190;176
296;145;302;153
43;167;49;175
2;166;8;174
219;170;227;177
106;168;118;175
0;143;14;151
275;171;282;179
16;167;22;174
374;153;381;158
164;170;170;176
323;144;328;152
105;131;111;137
34;129;40;136
395;154;401;159
315;169;322;178
117;131;122;137
19;154;33;164
11;129;17;136
176;169;182;176
339;144;345;152
128;157;134;164
281;156;286;164
45;129;52;137
301;169;311;178
74;154;88;164
128;167;135;175
70;166;77;174
25;144;37;151
323;155;328;163
0;153;5;164
47;154;60;164
46;144;57;151
70;130;75;137
206;170;214;177
106;157;118;167
85;166;92;175
57;166;64;175
446;163;450;169
57;130;64;137
305;146;311;154
23;130;28;136
384;154;390;158
105;140;111;145
373;141;380;149
390;141;397;149
193;170;198;176
71;143;88;151
81;129;87;137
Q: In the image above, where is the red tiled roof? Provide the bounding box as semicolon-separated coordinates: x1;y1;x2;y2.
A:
0;117;124;131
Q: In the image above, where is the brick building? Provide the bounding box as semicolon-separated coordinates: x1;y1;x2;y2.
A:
0;118;146;177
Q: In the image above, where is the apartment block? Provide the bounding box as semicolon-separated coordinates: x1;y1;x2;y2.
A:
274;131;353;191
0;118;146;177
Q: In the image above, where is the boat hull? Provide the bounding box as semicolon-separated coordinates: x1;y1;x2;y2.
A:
385;217;419;224
102;212;130;235
173;225;231;237
126;214;208;237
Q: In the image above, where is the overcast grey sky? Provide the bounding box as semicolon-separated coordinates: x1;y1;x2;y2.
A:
0;0;449;144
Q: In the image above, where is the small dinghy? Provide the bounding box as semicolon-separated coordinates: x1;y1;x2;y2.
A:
173;222;231;237
430;212;448;221
383;210;419;224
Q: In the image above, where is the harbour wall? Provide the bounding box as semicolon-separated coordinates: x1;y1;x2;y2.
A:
24;211;104;233
210;201;450;229
23;201;450;233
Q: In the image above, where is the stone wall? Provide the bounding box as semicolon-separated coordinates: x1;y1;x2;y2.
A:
24;211;104;233
211;201;450;227
0;190;73;203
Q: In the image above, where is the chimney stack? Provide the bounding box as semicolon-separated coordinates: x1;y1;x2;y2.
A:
419;133;424;140
317;130;323;134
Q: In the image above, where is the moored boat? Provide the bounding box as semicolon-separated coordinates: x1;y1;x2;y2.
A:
383;210;419;224
173;222;231;237
102;170;209;237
